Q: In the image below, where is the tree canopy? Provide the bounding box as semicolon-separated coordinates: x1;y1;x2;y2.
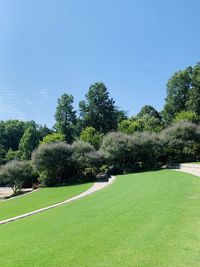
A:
19;125;40;160
54;94;77;143
1;63;200;185
80;127;103;149
162;64;200;124
79;83;118;133
137;105;161;119
162;67;192;123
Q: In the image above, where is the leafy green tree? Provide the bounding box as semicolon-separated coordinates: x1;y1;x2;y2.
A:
162;67;192;124
116;109;128;124
40;133;65;144
186;65;200;118
0;160;34;193
173;111;198;123
139;115;163;132
118;119;143;134
118;115;163;134
38;125;53;140
0;120;53;156
80;127;103;149
0;146;6;165
79;83;118;133
137;105;161;119
5;148;20;162
0;122;6;150
0;120;26;150
19;125;40;160
74;117;84;137
54;94;77;143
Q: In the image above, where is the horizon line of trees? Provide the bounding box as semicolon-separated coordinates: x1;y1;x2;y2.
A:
1;63;200;191
1;120;200;192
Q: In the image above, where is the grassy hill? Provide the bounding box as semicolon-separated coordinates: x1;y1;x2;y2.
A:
0;183;92;221
1;170;200;266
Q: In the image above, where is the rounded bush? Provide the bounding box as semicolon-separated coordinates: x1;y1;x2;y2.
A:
0;160;34;193
32;142;73;186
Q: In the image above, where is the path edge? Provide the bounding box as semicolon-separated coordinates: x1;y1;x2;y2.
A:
0;176;116;226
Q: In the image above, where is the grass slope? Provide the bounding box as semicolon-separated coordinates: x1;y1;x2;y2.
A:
0;183;92;221
1;170;200;267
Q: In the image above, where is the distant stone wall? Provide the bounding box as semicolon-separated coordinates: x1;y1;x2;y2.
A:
167;163;200;177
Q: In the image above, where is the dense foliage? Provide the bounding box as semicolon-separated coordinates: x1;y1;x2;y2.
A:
80;127;103;149
0;160;34;193
54;94;77;143
161;121;200;163
19;125;40;160
32;142;73;186
0;120;51;163
32;141;105;186
79;83;120;133
1;64;200;188
162;64;200;123
40;132;65;144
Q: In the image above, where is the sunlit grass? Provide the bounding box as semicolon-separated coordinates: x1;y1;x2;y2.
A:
1;170;200;266
0;183;92;221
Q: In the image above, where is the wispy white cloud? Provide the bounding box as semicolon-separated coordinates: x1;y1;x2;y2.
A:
0;86;26;120
40;89;49;99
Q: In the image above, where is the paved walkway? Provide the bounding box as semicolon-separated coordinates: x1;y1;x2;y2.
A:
168;163;200;177
0;176;116;226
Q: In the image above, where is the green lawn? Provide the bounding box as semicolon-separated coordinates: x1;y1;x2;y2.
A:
0;183;92;221
1;170;200;266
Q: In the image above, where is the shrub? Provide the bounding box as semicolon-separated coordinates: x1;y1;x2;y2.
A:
71;141;95;166
161;121;200;163
71;141;106;180
32;142;73;186
71;141;96;179
137;132;164;168
0;160;34;193
101;132;140;171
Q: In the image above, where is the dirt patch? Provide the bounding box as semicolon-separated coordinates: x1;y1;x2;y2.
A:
0;187;13;199
0;187;33;200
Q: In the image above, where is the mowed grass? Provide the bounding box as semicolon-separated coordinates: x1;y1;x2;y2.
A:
0;183;93;221
1;170;200;267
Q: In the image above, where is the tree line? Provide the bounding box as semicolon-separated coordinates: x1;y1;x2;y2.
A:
1;63;200;192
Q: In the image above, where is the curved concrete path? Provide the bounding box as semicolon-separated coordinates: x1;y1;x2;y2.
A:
0;176;116;225
176;168;200;177
168;163;200;177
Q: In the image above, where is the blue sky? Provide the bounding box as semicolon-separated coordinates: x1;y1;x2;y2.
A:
0;0;200;127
